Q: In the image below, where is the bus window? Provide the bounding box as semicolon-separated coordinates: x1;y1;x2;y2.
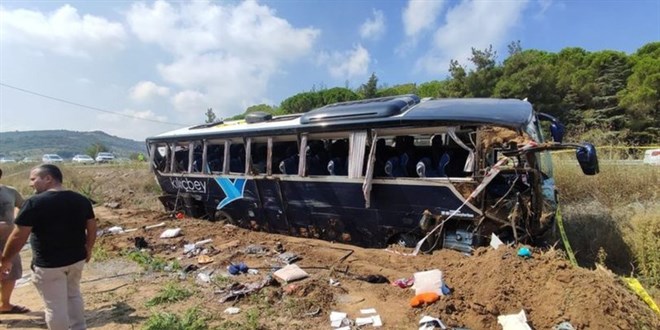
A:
207;142;225;174
273;141;299;175
327;139;349;176
306;138;330;175
250;140;268;175
229;142;246;174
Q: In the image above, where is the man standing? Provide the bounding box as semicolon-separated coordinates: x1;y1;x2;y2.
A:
0;168;28;315
1;164;96;330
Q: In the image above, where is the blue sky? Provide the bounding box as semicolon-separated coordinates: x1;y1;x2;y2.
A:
1;0;658;141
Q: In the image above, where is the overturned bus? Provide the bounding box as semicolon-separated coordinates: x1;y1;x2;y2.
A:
146;95;599;252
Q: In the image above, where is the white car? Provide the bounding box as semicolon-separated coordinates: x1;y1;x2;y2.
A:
643;149;660;166
72;154;95;164
42;154;64;163
95;152;115;163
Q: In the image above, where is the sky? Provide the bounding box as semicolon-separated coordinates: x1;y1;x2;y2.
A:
1;0;658;141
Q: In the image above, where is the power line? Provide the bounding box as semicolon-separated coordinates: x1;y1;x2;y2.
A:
0;82;192;127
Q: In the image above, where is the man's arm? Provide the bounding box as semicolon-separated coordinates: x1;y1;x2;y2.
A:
0;225;31;276
85;218;97;262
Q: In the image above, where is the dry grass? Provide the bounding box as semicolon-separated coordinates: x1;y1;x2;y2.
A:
554;157;660;290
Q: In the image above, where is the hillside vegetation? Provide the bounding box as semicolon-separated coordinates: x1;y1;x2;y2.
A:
0;130;145;159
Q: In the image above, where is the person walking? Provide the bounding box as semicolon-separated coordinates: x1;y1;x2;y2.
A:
0;168;29;315
1;164;96;330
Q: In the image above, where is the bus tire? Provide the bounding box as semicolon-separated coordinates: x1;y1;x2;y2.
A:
213;210;234;223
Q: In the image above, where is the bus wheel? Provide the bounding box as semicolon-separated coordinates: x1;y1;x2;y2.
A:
213;210;234;223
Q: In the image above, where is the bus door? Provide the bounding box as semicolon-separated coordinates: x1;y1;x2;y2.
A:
255;178;290;234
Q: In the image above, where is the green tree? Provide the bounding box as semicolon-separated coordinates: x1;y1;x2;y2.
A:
245;104;276;114
417;80;451;98
446;59;469;97
378;83;417;97
319;87;359;104
465;45;502;97
280;91;324;114
358;73;379;98
86;143;109;158
204;108;217;123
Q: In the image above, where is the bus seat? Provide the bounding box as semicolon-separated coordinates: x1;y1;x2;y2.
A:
384;156;408;177
327;157;347;176
279;156;299;174
307;155;327;175
438;152;451;177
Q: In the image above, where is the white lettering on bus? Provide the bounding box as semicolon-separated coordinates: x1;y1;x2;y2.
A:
170;177;207;193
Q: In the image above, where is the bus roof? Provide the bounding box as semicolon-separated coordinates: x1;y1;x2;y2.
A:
147;97;534;142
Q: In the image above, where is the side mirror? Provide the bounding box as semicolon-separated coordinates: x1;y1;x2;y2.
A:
576;143;599;175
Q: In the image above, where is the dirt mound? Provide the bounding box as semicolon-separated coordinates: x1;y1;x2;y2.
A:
93;207;660;329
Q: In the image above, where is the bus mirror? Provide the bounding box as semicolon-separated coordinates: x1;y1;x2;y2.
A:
576;143;599;175
550;122;565;143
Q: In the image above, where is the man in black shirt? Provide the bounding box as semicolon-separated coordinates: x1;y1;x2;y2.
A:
0;164;96;330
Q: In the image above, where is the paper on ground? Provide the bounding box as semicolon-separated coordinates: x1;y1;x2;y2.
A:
497;310;532;330
413;269;443;295
490;233;504;249
355;317;373;326
160;228;182;238
372;315;383;327
419;315;447;330
360;308;377;314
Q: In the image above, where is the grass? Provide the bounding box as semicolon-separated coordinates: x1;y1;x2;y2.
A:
92;245;110;262
145;282;193;307
553;156;660;287
125;250;168;272
142;307;208;330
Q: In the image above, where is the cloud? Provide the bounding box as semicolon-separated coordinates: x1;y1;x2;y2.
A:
318;44;371;79
0;4;126;57
171;90;210;113
126;0;319;117
402;0;447;38
96;109;171;140
130;81;170;102
417;0;529;74
360;9;386;40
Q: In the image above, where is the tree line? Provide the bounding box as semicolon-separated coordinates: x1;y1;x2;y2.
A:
207;42;659;145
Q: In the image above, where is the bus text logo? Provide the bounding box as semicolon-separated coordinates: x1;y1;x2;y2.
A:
170;177;207;193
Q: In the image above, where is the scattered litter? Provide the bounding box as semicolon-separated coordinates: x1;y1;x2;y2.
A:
517;247;532;259
224;307;241;315
183;264;199;273
329;278;341;287
418;315;447;330
196;273;211;284
276;252;300;264
217;275;276;302
273;264;309;283
441;283;452;296
413;269;443;295
175;212;185;219
497;310;532;330
360;308;377;315
107;226;124;234
247;269;259;275
330;311;348;327
144;222;166;230
410;292;440;307
392;277;414;288
160;228;182;238
197;255;214;264
356;317;373;326
490;233;504;249
356;274;389;284
304;307;321;317
227;262;249;275
104;201;121;209
244;244;269;254
218;240;241;251
553;321;575;330
184;238;213;254
134;236;149;249
372;315;383;327
274;241;285;253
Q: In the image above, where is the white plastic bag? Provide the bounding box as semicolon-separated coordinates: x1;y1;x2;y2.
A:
412;269;443;295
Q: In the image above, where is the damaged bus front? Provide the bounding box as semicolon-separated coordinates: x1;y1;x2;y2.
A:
147;96;599;253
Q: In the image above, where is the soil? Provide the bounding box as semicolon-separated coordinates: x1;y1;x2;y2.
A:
2;167;659;329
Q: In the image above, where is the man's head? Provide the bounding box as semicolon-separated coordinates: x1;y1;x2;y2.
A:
0;167;3;179
29;164;63;193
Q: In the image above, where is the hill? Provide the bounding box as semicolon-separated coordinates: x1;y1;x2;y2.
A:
0;130;145;159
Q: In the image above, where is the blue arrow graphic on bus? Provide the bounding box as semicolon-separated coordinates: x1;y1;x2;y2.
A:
215;178;247;209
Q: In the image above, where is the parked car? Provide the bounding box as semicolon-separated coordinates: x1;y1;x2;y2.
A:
42;154;64;163
72;154;95;164
643;149;660;166
19;157;38;163
0;157;16;163
95;152;115;163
